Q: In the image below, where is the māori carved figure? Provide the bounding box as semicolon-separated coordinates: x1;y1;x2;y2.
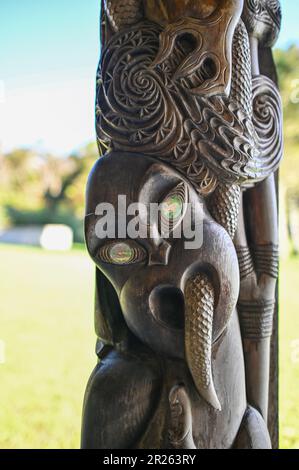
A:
82;152;271;449
82;0;283;449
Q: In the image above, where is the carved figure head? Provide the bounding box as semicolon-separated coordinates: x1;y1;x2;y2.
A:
97;12;283;194
85;152;239;409
146;0;244;96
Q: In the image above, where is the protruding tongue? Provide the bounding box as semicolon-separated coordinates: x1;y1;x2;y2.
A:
184;273;221;411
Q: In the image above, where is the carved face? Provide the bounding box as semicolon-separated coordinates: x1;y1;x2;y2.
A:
145;0;220;23
85;152;239;409
98;2;283;193
146;0;244;96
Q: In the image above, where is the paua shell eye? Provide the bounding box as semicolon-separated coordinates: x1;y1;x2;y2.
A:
160;183;187;235
98;241;146;265
109;243;134;264
161;194;184;221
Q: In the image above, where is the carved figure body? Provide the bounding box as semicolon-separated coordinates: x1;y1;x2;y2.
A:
82;152;270;449
82;0;283;449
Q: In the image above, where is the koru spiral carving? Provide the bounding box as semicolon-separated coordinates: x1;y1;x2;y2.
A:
97;7;283;196
82;0;283;450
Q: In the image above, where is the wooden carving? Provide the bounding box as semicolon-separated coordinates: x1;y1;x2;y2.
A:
81;0;283;449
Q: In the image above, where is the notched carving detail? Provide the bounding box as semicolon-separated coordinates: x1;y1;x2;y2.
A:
104;0;144;32
238;299;275;340
208;183;241;239
236;243;279;281
236;246;255;280
184;272;221;411
252;244;279;279
231;19;253;116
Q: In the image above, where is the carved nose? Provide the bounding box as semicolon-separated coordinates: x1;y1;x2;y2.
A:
148;241;171;266
149;285;185;330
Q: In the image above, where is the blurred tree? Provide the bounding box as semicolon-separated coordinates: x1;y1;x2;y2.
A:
0;143;98;243
274;45;299;254
275;45;299;193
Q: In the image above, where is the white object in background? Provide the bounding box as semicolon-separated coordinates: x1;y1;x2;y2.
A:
40;225;73;251
0;224;73;251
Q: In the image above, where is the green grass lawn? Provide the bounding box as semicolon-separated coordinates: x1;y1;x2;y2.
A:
279;255;299;449
0;244;298;449
0;244;95;449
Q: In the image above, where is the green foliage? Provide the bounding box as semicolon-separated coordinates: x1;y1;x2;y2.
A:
0;245;95;449
5;207;85;243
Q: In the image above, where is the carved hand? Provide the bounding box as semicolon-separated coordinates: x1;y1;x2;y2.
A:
168;385;196;449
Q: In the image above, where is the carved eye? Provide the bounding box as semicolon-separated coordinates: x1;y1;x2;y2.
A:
160;183;187;235
98;241;146;265
161;194;183;220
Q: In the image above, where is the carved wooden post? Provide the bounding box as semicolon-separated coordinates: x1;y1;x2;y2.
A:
81;0;283;449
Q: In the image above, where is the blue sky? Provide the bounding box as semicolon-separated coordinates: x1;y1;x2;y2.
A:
0;0;298;156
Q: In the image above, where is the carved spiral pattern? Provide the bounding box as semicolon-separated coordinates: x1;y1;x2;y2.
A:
97;23;183;157
97;20;282;194
251;75;283;180
97;22;262;193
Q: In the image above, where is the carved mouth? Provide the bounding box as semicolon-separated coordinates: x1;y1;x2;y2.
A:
149;274;222;411
149;285;185;331
177;55;221;95
174;34;219;88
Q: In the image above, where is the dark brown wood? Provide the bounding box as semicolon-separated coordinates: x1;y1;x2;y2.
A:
81;0;283;449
